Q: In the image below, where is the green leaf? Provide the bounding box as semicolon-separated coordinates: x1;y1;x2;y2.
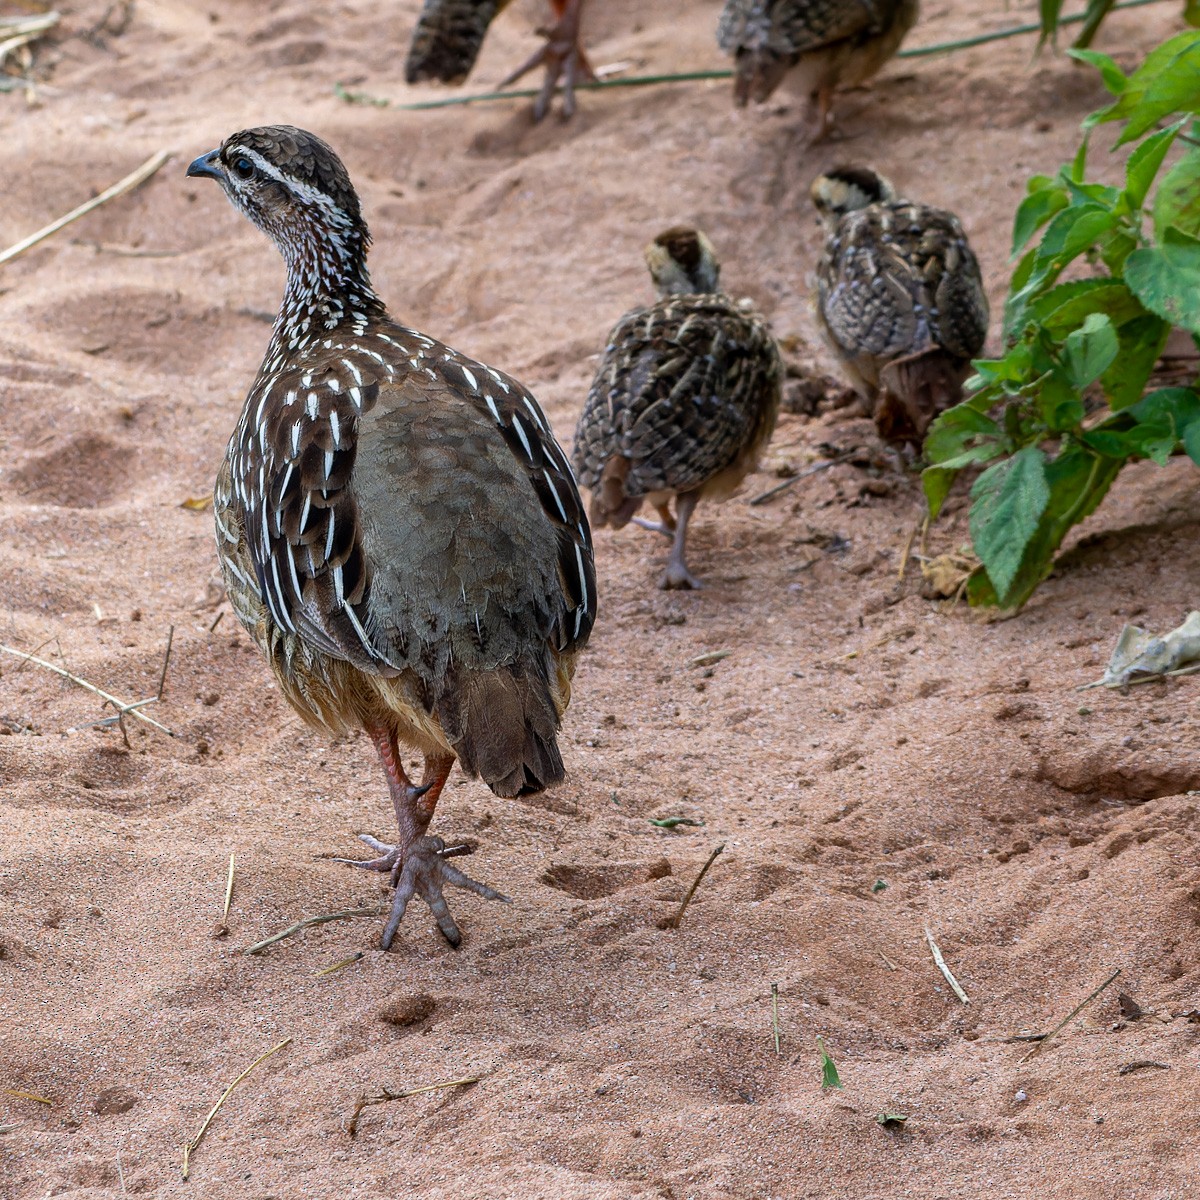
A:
648;816;704;829
1031;279;1144;334
817;1038;842;1090
1152;145;1200;240
1102;314;1170;409
1184;419;1200;464
922;401;1005;517
1062;312;1119;390
1113;33;1200;146
1097;228;1139;275
1070;48;1127;94
1123;121;1183;210
1038;371;1086;432
877;1112;909;1128
1187;0;1200;28
1125;226;1200;334
1038;0;1064;45
1012;185;1070;257
1127;386;1200;463
969;447;1051;605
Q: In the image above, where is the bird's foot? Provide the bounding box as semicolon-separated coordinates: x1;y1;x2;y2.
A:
659;561;703;591
632;516;675;539
336;834;509;949
498;0;594;122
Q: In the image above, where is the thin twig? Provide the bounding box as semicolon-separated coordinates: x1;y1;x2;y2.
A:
181;1038;291;1180
924;927;970;1004
0;642;174;736
347;1076;482;1137
242;906;384;956
0;149;171;269
212;853;236;937
659;843;725;930
749;456;851;507
771;983;781;1056
2;1088;52;1105
1020;968;1121;1063
0;12;59;66
316;952;364;977
156;624;175;700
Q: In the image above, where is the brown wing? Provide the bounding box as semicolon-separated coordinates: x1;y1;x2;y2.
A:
228;324;594;685
573;294;782;502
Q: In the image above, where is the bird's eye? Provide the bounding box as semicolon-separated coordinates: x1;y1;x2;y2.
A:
232;157;255;180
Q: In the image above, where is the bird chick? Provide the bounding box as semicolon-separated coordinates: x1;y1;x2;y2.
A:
406;0;593;121
573;227;782;590
187;126;595;949
717;0;918;137
810;165;989;445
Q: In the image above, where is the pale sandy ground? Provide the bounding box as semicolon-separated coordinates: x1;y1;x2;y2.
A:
2;1;1199;1197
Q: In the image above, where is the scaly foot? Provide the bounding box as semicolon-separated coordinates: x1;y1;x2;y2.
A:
337;834;509;949
498;0;594;122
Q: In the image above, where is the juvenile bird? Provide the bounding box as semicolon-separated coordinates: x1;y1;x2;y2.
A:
717;0;918;137
187;126;595;949
406;0;593;121
810;165;989;445
573;227;782;590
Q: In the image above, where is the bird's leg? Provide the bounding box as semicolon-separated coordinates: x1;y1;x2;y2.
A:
632;501;677;538
337;725;508;949
659;490;703;590
809;85;836;143
497;0;594;122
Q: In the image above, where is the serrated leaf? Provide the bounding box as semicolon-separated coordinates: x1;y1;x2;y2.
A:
1031;279;1143;334
1125;226;1200;334
1102;314;1169;410
1070;48;1127;94
1112;33;1200;146
1063;312;1119;390
1038;371;1086;432
1012;185;1070;257
1152;145;1200;240
1184;419;1200;464
1127;387;1200;463
1124;122;1183;210
969;447;1051;605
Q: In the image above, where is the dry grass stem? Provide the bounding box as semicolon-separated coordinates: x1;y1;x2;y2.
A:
1020;968;1121;1063
243;906;385;955
749;455;851;506
348;1076;482;1137
659;843;725;930
925;927;970;1004
0;149;171;269
0;12;59;68
156;624;175;700
2;1088;52;1105
0;642;175;736
771;983;781;1056
212;853;236;937
686;649;730;669
316;952;364;977
181;1037;291;1180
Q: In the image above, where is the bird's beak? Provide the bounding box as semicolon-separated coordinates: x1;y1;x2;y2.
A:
186;149;224;182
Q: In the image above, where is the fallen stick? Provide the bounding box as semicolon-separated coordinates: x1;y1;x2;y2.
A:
242;906;384;956
0;642;174;736
659;843;725;930
0;149;172;269
348;1076;482;1138
925;927;970;1004
212;853;236;938
771;983;781;1056
2;1088;52;1105
181;1038;291;1180
749;456;851;507
1020;968;1121;1063
316;952;363;977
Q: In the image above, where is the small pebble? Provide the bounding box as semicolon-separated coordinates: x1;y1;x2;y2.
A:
1014;1090;1027;1103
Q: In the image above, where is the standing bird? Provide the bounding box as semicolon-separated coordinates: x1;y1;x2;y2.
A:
573;228;782;591
810;165;989;445
717;0;918;137
186;126;595;949
405;0;593;122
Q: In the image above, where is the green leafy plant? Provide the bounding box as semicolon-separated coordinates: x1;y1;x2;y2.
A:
923;31;1200;610
817;1037;843;1090
1039;0;1200;50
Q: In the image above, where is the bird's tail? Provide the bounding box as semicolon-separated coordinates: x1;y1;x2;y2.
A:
404;0;502;84
877;349;968;446
589;455;642;530
437;653;569;799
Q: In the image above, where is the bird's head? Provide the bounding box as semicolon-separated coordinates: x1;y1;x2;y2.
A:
187;125;373;296
644;226;721;296
810;166;897;229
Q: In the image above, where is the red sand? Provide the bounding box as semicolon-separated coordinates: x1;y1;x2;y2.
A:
2;2;1198;1197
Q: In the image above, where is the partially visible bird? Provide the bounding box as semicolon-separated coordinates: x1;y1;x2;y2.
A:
717;0;918;137
810;165;989;445
573;227;782;590
405;0;593;121
186;126;595;949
